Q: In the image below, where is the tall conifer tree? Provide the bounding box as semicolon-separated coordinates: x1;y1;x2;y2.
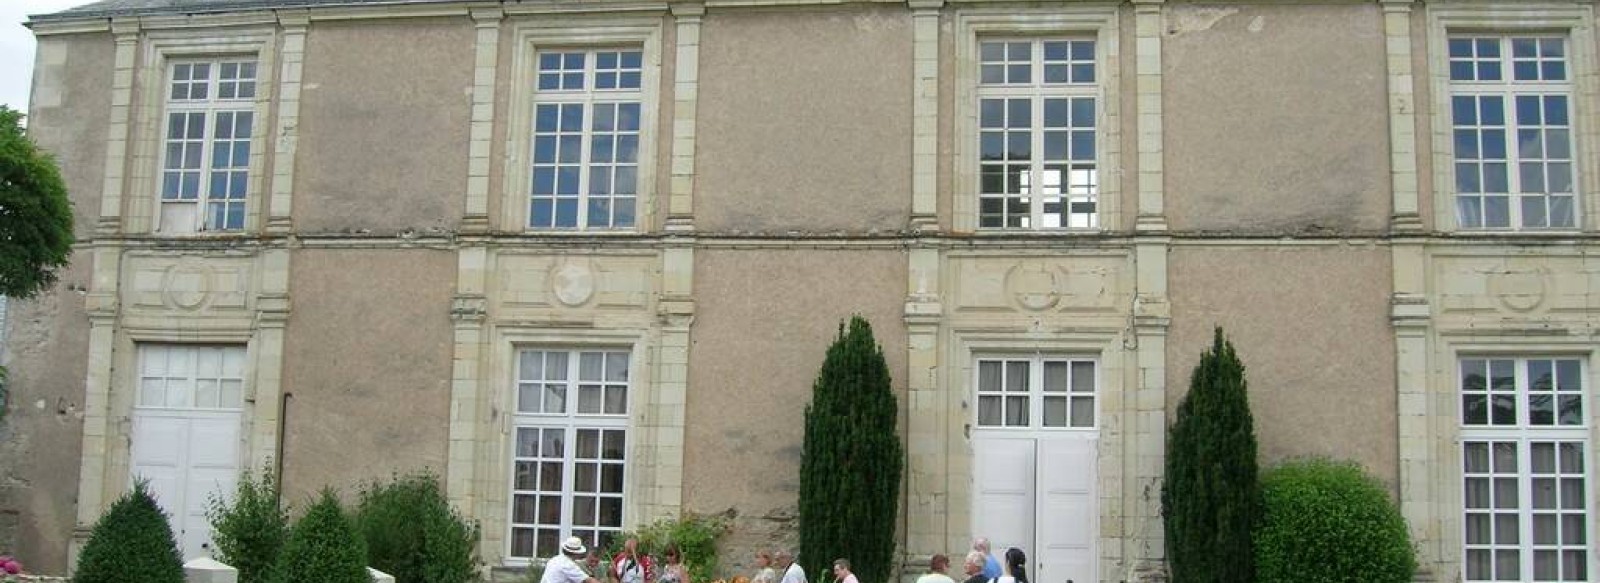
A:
1162;327;1260;583
799;316;902;583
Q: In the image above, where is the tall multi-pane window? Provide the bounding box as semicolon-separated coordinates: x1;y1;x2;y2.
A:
509;349;630;560
1449;36;1576;230
158;59;257;233
974;357;1097;429
1459;357;1592;581
976;38;1098;230
529;49;643;230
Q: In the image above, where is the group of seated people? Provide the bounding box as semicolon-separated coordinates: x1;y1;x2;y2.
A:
539;535;1027;583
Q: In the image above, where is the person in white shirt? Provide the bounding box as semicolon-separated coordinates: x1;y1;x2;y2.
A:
777;550;807;583
542;537;601;583
751;550;779;583
830;559;858;583
915;554;957;583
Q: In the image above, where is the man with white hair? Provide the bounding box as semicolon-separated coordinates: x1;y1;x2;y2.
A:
777;550;807;583
971;538;1001;580
960;551;987;583
543;536;602;583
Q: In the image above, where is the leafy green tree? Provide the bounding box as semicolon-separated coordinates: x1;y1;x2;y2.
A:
799;316;902;583
207;464;289;583
354;472;478;583
73;480;184;583
1255;458;1415;583
0;105;74;300
1162;327;1260;583
274;489;370;583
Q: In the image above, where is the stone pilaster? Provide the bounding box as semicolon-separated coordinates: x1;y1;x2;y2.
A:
463;7;504;232
909;0;943;231
1382;0;1422;232
1133;0;1166;233
904;245;945;555
666;3;704;231
267;11;309;234
446;246;489;514
96;19;140;236
249;248;292;467
69;242;122;567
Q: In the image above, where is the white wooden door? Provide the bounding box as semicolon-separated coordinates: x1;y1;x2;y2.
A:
971;435;1098;583
1035;436;1097;583
131;411;242;560
972;436;1038;554
130;344;246;561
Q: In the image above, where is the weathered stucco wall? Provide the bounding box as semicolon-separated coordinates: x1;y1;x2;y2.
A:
280;249;455;499
28;33;114;238
686;248;908;565
0;32;114;573
295;18;473;234
1164;4;1390;234
697;8;912;234
1167;245;1397;486
0;256;92;574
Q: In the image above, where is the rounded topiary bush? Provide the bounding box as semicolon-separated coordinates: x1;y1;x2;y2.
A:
274;489;369;583
354;472;478;583
1255;458;1416;583
73;480;184;583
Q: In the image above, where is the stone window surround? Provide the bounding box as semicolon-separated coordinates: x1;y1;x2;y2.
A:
952;6;1122;234
940;328;1127;575
1425;4;1600;232
500;16;664;234
480;327;654;567
124;29;279;236
1420;331;1600;579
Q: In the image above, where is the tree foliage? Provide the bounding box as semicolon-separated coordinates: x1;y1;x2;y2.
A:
207;464;289;583
1255;458;1415;583
274;489;370;583
353;472;479;583
798;316;902;583
73;480;184;583
1162;327;1260;583
0;105;74;299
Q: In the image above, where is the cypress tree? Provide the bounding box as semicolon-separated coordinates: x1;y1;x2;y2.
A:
73;481;185;583
798;316;903;583
1162;327;1260;583
275;489;371;583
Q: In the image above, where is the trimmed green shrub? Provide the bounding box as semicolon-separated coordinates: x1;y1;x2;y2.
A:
73;480;184;583
207;464;289;583
799;316;903;583
605;513;729;583
1255;458;1416;583
274;489;369;583
353;472;479;583
1163;327;1260;583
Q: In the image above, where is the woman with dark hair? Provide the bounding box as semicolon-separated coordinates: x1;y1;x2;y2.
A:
1000;548;1028;583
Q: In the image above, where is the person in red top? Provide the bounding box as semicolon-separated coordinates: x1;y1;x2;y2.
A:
612;537;654;583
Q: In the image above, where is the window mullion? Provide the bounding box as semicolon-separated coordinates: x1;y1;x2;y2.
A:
1030;355;1044;430
1032;96;1045;229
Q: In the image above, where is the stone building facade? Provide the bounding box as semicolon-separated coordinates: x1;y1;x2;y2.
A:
2;0;1598;581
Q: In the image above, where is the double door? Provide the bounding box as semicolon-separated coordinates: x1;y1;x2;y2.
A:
972;434;1098;583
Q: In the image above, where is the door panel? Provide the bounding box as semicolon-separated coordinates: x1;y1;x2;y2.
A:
1036;437;1097;583
131;412;241;561
972;436;1037;554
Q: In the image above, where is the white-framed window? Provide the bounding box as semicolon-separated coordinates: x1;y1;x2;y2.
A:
528;48;643;231
976;38;1099;230
508;348;630;560
157;59;258;234
137;344;247;410
974;356;1097;429
1448;34;1578;230
1459;357;1593;581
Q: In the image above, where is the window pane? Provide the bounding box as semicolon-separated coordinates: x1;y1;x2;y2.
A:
1042;397;1067;427
978;396;1001;426
1069;396;1094;428
1043;361;1068;393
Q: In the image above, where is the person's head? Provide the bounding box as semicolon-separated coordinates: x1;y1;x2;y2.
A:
665;545;682;565
587;551;602;569
929;554;949;574
755;551;773;568
831;559;852;579
962;552;985;576
624;538;639;555
562;536;589;559
1003;548;1028;583
775;551;795;569
971;537;991;554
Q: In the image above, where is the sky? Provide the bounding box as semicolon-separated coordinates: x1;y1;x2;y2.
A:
1;0;97;113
